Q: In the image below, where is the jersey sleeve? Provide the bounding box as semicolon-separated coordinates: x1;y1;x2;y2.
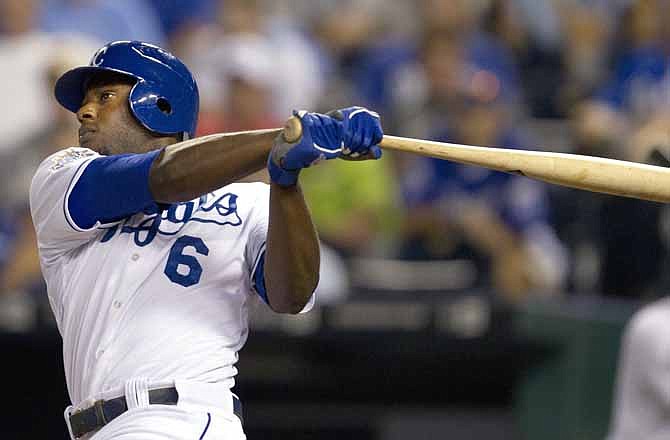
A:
244;183;315;313
29;147;160;265
30;148;100;264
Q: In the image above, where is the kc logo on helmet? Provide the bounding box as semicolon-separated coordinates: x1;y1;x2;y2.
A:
91;46;108;66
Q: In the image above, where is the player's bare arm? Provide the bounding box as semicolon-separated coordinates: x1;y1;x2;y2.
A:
148;129;278;203
263;183;320;313
149;108;384;313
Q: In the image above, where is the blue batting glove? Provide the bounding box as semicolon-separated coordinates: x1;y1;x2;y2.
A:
334;106;384;160
268;107;384;187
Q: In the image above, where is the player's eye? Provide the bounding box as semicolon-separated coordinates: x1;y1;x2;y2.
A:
100;92;115;102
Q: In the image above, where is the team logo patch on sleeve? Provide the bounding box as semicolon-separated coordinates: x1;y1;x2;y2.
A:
49;148;96;171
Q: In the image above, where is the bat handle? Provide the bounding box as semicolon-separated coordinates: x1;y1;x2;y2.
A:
282;116;303;143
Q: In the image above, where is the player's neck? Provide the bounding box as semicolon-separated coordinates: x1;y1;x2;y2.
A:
143;136;181;152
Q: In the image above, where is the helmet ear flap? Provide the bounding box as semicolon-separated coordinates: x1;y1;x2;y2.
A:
128;80;175;135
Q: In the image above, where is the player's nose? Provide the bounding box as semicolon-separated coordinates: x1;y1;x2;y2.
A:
77;102;97;123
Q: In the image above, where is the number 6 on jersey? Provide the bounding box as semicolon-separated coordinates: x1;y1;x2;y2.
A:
164;235;209;287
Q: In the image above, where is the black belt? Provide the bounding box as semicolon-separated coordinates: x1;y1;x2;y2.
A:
68;387;243;438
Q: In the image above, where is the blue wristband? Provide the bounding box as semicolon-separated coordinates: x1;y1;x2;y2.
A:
267;155;300;187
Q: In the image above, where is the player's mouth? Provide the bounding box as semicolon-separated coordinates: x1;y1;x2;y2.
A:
78;127;96;146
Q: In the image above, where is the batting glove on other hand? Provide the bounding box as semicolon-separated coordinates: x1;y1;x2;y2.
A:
268;107;383;186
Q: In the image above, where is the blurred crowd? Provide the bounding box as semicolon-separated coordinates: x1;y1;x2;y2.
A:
3;0;670;326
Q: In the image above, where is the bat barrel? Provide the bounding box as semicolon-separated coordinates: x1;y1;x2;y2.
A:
379;135;670;203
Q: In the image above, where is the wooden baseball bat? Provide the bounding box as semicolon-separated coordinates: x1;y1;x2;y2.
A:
281;117;670;203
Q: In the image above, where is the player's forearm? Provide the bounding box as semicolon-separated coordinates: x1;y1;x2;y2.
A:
264;183;320;314
149;129;280;203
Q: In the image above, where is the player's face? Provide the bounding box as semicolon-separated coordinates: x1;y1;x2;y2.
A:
76;72;159;155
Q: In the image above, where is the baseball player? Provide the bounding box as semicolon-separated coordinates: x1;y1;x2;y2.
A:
607;297;670;440
29;40;383;439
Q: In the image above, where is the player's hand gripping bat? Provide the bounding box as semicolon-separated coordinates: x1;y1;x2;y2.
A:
280;116;670;203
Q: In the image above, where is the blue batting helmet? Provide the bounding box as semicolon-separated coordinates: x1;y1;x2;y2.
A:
55;40;199;139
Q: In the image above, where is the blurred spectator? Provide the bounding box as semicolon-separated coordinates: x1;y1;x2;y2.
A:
1;39;96;205
0;0;56;154
268;0;417;38
550;111;670;297
507;0;565;117
0;39;93;311
389;29;470;136
595;0;670;117
513;0;631;53
145;0;216;42
0;210;20;281
312;243;351;305
397;129;568;301
571;101;631;160
576;0;670;153
183;0;324;121
546;0;670;298
39;0;165;45
557;4;612;113
307;0;413;110
508;0;632;116
354;0;523;123
385;18;567;301
249;1;413;117
428;0;520;93
195;35;280;135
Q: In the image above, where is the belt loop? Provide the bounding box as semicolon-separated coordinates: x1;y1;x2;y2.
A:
94;400;108;424
125;377;151;410
137;377;150;407
64;405;76;440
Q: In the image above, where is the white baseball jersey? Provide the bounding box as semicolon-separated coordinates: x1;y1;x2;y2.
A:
608;297;670;440
30;147;309;408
